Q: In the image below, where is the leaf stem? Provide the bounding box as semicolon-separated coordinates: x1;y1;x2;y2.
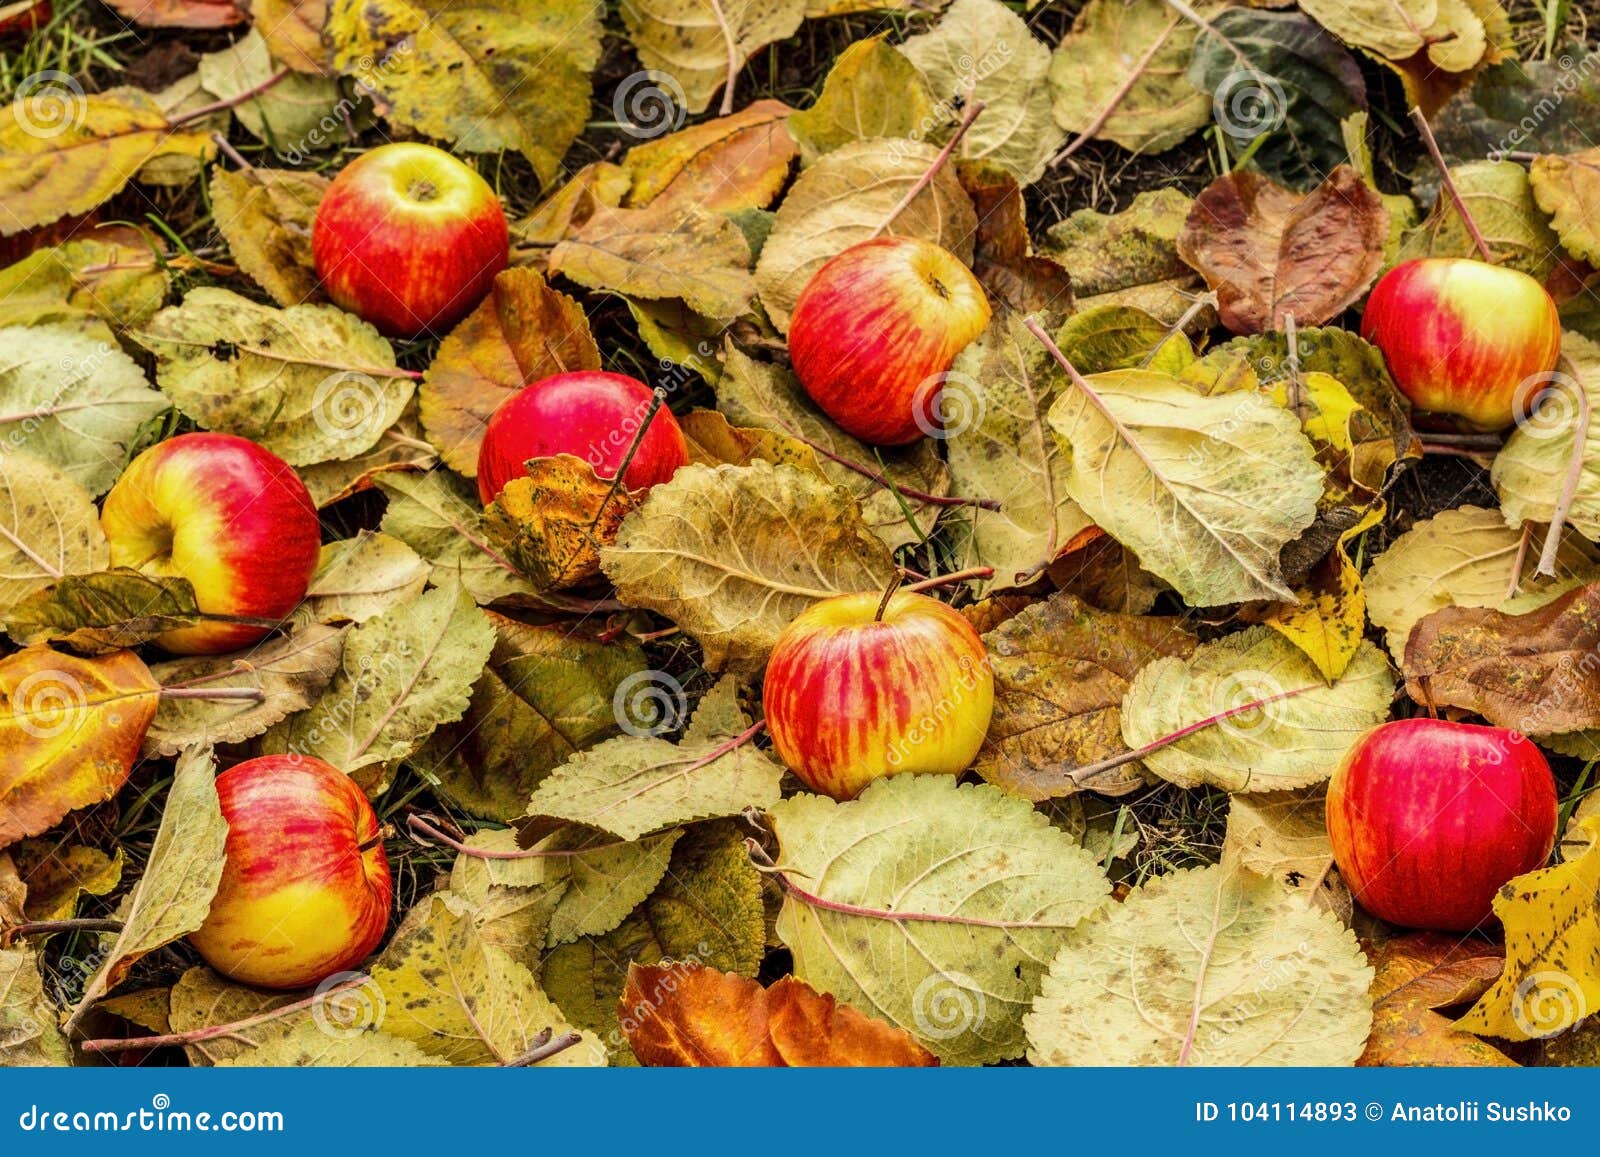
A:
170;68;293;130
502;1029;584;1067
79;976;370;1053
1537;355;1592;577
869;100;985;241
1410;106;1496;264
900;566;993;593
1052;17;1182;167
0;918;124;947
792;433;999;509
407;814;633;859
158;686;265;702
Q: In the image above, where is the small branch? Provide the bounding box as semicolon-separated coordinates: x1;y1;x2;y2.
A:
170;68;292;129
1411;106;1496;263
1506;522;1533;601
1537;357;1592;577
502;1029;584;1067
869;100;985;241
1;918;123;947
210;132;253;171
1283;312;1302;415
80;977;369;1053
1419;441;1495;460
1418;430;1505;449
407;814;634;860
794;434;999;509
1052;18;1182;167
158;686;264;702
900;566;993;593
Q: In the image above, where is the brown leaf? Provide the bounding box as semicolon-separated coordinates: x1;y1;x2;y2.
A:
679;409;825;474
1045;525;1164;615
1176;165;1388;334
104;0;246;26
482;455;641;590
0;647;160;849
513;161;630;248
1360;933;1517;1066
623;100;796;213
419;267;600;476
620;963;937;1067
975;592;1197;800
1403;580;1600;734
11;840;123;922
959;162;1073;315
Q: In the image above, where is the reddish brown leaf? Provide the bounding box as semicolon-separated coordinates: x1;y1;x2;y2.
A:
958;161;1073;315
620;963;937;1067
1403;581;1600;734
624;100;797;214
104;0;246;27
1176;165;1387;334
1359;932;1516;1067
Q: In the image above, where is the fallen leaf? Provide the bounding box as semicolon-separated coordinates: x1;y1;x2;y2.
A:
253;0;331;74
786;36;937;164
976;592;1197;799
1222;787;1338;903
298;404;438;508
293;532;430;626
1026;863;1373;1065
1298;0;1489;72
624;99;795;212
1433;51;1600;162
0;452;109;609
599;461;898;671
0;945;70;1065
104;0;245;26
1458;815;1600;1042
522;676;783;840
680;408;824;474
11;840;122;922
1043;188;1208;326
209;166;328;307
621;0;807;115
1252;502;1383;682
770;774;1110;1065
1121;626;1396;792
0;646;159;848
198;29;339;142
1361;933;1515;1066
0;226;170;339
621;963;939;1067
376;471;539;605
67;745;227;1027
513;161;629;247
1531;147;1600;265
958;163;1074;314
753;137;977;331
1493;331;1600;539
1398;160;1562;280
327;0;602;186
1053;302;1191;373
1046;525;1166;615
1177;165;1388;333
482;456;641;591
3;570;219;653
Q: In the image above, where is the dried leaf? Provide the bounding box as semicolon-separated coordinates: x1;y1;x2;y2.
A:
771;774;1111;1065
198;29;339;141
376;471;539;605
1177;166;1387;334
599;461;897;671
253;0;331;74
1043;189;1206;326
482;456;641;591
105;0;245;26
976;592;1197;800
624;99;796;212
786;36;937;164
295;532;432;627
12;840;122;922
299;404;438;508
1531;147;1600;265
1493;332;1600;539
1221;788;1338;903
0;452;109;609
0;646;159;848
0;226;170;339
0;945;69;1065
1299;0;1489;72
1361;933;1515;1066
1398;160;1562;280
209;166;328;307
621;0;806;115
1026;863;1373;1065
3;570;214;653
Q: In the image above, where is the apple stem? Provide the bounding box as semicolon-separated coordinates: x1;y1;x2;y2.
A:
868;99;986;241
1506;522;1533;601
502;1028;584;1067
407;813;637;859
1410;106;1497;264
900;566;994;593
169;68;292;130
873;573;904;622
0;918;124;947
158;686;265;702
1052;16;1183;167
1537;355;1592;577
78;975;372;1054
791;433;1000;509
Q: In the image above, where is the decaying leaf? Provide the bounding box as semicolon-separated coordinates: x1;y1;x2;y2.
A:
770;774;1111;1065
1043;189;1206;326
0;225;170;339
1530;147;1600;265
1176;166;1388;334
294;532;431;627
959;164;1074;314
375;471;539;605
3;570;214;653
0;646;160;849
482;456;641;591
1398;160;1562;280
621;963;938;1067
1361;933;1515;1066
198;29;339;142
209;166;328;307
0;945;70;1065
1493;332;1600;540
1025;863;1373;1065
0;452;109;610
620;0;806;115
624;99;796;212
105;0;245;27
599;461;897;671
1221;788;1340;907
10;840;123;923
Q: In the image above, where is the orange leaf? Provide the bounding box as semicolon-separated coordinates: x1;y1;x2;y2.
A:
623;100;797;214
103;0;245;27
481;454;640;590
1359;932;1517;1067
621;963;937;1067
0;647;160;849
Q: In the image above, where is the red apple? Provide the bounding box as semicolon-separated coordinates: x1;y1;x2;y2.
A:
189;755;392;990
763;590;994;800
788;237;992;446
312;142;508;339
1361;257;1561;430
100;432;321;655
1326;718;1556;931
0;0;50;34
476;370;689;505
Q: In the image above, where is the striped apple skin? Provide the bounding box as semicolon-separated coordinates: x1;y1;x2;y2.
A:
190;755;392;990
788;238;991;446
1326;718;1556;932
100;433;321;655
762;591;994;800
1360;257;1561;430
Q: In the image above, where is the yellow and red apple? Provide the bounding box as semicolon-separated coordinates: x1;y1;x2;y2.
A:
476;370;689;505
189;755;392;990
762;590;994;800
312;142;508;339
1361;257;1561;430
1326;718;1556;931
787;237;991;446
100;432;321;655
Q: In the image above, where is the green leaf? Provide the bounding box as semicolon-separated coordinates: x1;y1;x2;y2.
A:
1120;626;1397;792
1025;863;1373;1065
770;774;1111;1064
294;532;432;627
198;29;339;142
376;471;539;605
1399;160;1562;280
523;676;783;840
786;36;937;164
135;287;411;466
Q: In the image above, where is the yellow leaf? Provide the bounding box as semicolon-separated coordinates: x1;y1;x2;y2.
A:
483;455;641;591
1254;503;1383;682
623;99;796;213
621;0;806;116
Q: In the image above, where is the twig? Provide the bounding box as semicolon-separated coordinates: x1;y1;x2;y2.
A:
1538;356;1592;577
869;100;985;240
170;68;292;129
210;132;253;171
793;434;999;509
1418;431;1505;449
1283;312;1302;415
408;814;633;860
1411;106;1496;263
900;566;994;593
1;918;124;947
502;1029;584;1067
1052;18;1182;167
1489;149;1541;163
80;977;370;1053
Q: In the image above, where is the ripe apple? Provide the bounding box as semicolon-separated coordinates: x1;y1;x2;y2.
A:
312;142;508;339
1326;718;1556;931
100;432;321;655
190;755;392;990
762;590;994;800
476;370;689;505
1360;257;1562;430
787;237;991;446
